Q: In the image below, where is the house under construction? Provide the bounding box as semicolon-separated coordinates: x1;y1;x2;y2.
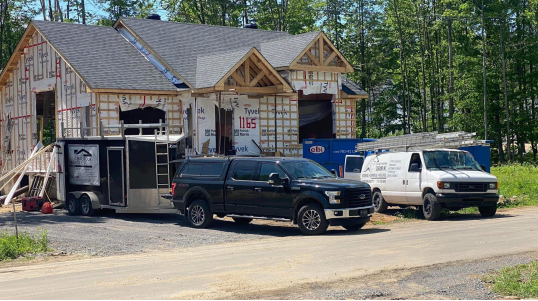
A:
0;17;367;196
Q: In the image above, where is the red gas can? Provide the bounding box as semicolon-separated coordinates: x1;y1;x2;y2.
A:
41;201;53;214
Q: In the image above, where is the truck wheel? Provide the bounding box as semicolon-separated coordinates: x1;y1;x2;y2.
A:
232;217;252;224
80;195;96;216
66;194;80;216
188;200;213;228
343;221;367;231
372;191;388;213
297;204;329;235
479;205;497;217
422;193;442;221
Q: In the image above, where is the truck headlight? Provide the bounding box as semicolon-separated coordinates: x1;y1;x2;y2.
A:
437;182;452;189
489;183;498;189
324;191;341;204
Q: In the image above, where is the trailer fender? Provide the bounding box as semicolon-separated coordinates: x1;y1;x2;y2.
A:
67;191;103;209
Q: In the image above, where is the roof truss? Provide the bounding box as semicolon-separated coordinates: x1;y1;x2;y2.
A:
209;48;292;94
288;32;353;73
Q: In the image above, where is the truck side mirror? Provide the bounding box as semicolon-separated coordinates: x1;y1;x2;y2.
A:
410;163;421;172
480;164;487;171
268;173;281;185
330;169;338;177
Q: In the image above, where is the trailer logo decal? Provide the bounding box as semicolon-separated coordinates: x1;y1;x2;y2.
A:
74;149;92;156
309;145;326;154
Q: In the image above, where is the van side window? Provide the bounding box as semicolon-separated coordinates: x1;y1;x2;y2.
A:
232;161;254;180
345;157;364;173
409;153;422;171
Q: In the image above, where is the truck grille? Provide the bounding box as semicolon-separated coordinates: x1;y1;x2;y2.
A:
455;182;487;192
346;188;372;208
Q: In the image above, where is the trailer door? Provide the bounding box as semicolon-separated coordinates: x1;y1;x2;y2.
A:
107;147;125;206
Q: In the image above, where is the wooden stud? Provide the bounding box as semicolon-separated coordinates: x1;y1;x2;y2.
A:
231;72;246;86
305;51;320;66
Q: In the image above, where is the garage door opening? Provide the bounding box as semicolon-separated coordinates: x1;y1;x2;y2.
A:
119;107;166;135
299;99;333;142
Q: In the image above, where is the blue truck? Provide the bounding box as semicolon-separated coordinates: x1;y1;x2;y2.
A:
303;138;492;176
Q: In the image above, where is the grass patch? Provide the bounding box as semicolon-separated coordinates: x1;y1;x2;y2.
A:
0;229;50;261
491;164;538;208
484;261;538;299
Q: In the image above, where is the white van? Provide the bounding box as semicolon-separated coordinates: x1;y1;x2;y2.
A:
347;149;499;220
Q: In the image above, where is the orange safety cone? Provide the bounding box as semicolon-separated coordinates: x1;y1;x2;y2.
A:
41;201;53;214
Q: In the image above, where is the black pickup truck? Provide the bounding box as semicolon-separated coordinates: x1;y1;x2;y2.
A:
171;157;374;235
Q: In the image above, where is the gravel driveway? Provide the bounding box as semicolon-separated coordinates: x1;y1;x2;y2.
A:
0;209;305;256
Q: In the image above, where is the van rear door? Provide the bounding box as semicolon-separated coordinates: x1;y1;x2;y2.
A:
344;155;364;181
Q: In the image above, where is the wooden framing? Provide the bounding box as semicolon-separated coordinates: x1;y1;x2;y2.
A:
259;95;301;155
287;32;354;73
207;48;293;95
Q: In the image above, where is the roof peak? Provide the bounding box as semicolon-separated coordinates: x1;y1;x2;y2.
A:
120;17;291;35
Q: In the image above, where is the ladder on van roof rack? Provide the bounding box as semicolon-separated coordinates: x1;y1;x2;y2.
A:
353;131;492;153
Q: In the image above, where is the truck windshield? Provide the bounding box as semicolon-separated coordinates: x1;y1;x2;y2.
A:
423;151;482;171
281;160;336;179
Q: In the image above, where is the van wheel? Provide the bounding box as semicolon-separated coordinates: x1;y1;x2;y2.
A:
298;204;329;235
479;205;497;217
372;191;388;213
422;193;441;221
188;200;213;228
79;195;96;216
232;217;252;224
343;222;367;231
66;194;80;216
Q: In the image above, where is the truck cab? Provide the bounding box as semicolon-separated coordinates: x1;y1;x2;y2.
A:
353;149;499;220
172;157;374;235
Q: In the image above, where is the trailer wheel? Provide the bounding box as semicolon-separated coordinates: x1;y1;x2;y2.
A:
66;194;80;216
188;200;213;228
422;193;442;221
80;194;96;216
372;191;388;213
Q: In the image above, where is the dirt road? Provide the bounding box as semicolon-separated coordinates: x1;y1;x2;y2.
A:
1;207;537;300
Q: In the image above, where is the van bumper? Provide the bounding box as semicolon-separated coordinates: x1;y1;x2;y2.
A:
325;206;374;220
435;193;499;207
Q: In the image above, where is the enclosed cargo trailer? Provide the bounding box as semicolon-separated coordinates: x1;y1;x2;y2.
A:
55;122;183;215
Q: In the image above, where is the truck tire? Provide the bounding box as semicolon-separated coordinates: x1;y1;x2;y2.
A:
80;194;96;216
188;200;213;228
232;217;252;224
479;205;497;217
66;194;80;216
372;191;388;213
422;193;442;221
343;221;367;231
297;204;329;235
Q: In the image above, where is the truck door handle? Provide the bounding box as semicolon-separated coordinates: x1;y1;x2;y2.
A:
227;186;234;191
254;188;262;192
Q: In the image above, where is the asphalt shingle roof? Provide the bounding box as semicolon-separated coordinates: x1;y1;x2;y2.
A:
33;20;176;91
342;76;368;96
120;18;314;88
259;31;320;68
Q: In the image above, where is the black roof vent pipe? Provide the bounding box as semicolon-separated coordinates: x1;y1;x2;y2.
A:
147;14;161;20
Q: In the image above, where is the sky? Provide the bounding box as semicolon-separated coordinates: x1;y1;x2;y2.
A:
31;0;170;23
